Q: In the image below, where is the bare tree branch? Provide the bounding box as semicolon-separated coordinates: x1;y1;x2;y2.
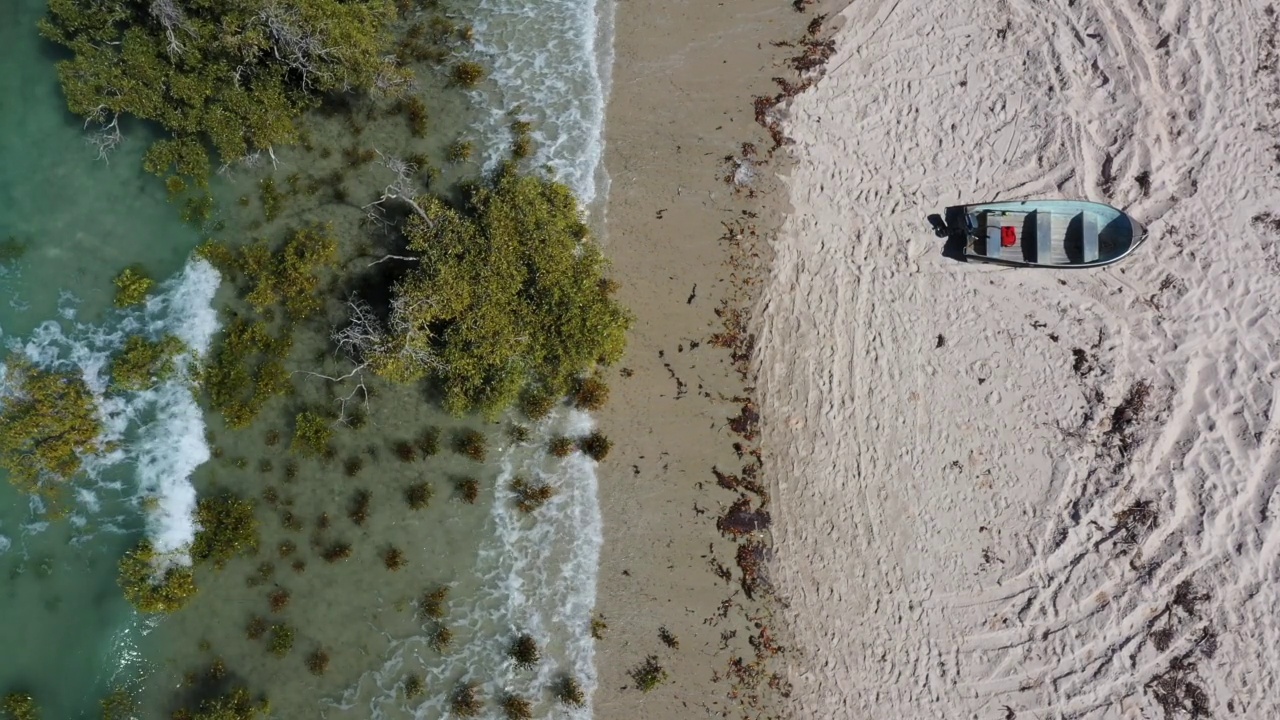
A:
150;0;194;57
361;150;436;228
85;111;123;163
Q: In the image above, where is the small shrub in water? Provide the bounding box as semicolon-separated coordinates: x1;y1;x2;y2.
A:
403;674;424;698
306;649;330;676
511;477;555;514
264;430;280;446
259;459;273;473
292;411;333;456
519;391;556;421
509;634;540;670
268;624;295;657
113;266;154;307
349;490;372;526
573;376;610;410
451;61;486;87
2;693;38;720
579;431;612;461
416;427;440;456
291;559;306;573
403;97;428;137
457;477;479;504
246;616;269;640
383;547;407;571
455;429;487;461
278;540;296;558
429;624;453;652
450;683;483;717
268;588;290;612
322;542;352;563
344;456;364;477
508;423;531;443
191;492;260;568
447;140;473;163
630;655;667;692
420;587;448;619
394;441;417;462
548;436;574;458
501;695;533;720
284;461;299;481
554;676;586;707
405;482;433;510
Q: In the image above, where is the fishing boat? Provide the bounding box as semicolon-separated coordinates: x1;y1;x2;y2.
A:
946;199;1147;268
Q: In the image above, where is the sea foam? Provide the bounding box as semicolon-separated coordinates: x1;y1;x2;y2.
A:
0;256;220;563
467;0;612;208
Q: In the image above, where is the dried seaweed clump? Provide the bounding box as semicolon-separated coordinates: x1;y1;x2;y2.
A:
268;588;290;613
717;497;772;538
590;613;607;640
511;477;555;513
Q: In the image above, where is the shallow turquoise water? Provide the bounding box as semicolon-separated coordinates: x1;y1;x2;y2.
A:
0;0;612;714
0;0;203;715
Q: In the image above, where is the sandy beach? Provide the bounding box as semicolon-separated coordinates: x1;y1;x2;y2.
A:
762;0;1280;717
593;0;828;716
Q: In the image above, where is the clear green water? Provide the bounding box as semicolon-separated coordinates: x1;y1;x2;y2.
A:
0;0;610;716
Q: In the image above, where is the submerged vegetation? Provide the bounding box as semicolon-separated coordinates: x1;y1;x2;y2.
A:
202;319;292;429
191;492;260;568
118;541;197;614
112;266;154;307
450;683;483;717
292;411;333;456
509;633;540;669
171;688;269;720
554;676;586;707
1;693;37;720
511;477;555;514
111;335;185;391
0;360;103;500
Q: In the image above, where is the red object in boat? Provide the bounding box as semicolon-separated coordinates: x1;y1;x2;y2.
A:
1000;226;1017;247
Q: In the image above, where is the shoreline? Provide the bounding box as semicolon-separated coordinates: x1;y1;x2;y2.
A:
593;0;838;715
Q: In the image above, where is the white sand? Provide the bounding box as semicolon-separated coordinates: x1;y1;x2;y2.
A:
763;0;1280;716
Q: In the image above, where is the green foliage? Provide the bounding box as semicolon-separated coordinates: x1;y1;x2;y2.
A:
171;688;269;720
0;236;29;264
111;334;186;391
362;166;630;417
259;178;284;222
268;624;295;657
1;693;37;720
292;411;332;455
241;227;338;319
405;482;432;509
118;540;198;614
446;139;473;163
450;61;486;87
0;360;103;499
41;0;405;182
630;655;668;692
190;492;260;568
203;320;292;429
113;267;154;308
